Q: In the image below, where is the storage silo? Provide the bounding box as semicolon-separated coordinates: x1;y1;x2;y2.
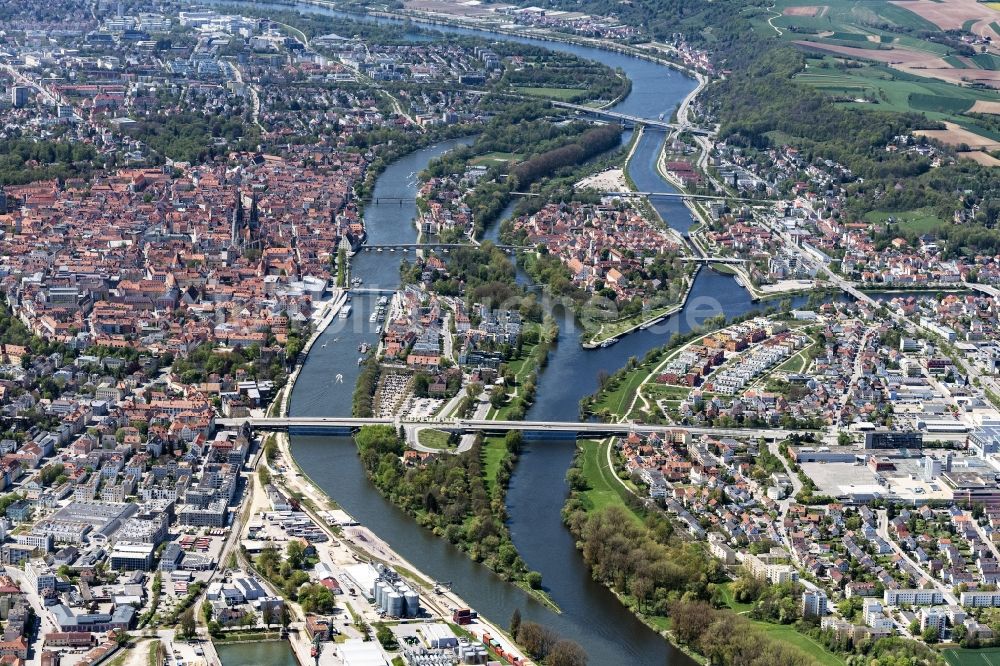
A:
386;591;403;618
403;589;419;617
374;580;387;611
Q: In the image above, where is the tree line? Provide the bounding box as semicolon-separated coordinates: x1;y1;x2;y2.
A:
513;124;622;188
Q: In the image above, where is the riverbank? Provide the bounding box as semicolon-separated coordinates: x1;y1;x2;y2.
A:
859;285;973;293
562;439;710;665
522;127;703;349
581;266;701;349
272;289;347;418
250;142;549;665
563;439;846;666
581;319;726;420
578;126;700;347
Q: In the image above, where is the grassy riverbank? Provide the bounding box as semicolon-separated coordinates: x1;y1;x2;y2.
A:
573;439;642;522
486;318;556;421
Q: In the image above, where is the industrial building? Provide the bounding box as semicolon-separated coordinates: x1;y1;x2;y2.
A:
864;431;923;450
109;542;157;571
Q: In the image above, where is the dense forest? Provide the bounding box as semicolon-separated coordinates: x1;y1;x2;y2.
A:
421;117;601;235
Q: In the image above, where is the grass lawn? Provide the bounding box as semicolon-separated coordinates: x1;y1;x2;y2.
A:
642;383;696;400
863;207;944;234
417;428;456;450
591;362;651;417
710;262;738;275
576;439;643;524
750;621;845;666
775;348;809;374
469;151;520;166
943;647;1000;666
147;640;162;666
717;581;754;614
482;436;507;495
514;86;586;100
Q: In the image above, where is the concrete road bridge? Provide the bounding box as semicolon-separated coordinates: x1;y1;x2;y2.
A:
361;243;524;252
216;416;804;441
551;101;713;136
603;190;770;204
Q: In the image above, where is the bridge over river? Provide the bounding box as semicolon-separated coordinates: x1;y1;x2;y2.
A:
216;416;802;440
360;242;523;252
551;101;714;135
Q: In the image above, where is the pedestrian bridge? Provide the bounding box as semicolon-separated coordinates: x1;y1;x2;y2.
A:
216;416;798;441
349;287;397;295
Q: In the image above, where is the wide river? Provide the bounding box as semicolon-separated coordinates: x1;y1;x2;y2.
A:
241;3;823;663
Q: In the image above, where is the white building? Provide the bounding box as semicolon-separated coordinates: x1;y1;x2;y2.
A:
883;589;943;606
960;591;1000;608
802;589;828;618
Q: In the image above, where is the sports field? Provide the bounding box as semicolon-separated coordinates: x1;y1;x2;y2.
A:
863;208;945;234
944;648;1000;666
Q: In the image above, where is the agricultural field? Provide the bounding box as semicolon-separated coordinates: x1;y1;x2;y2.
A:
793;56;1000;145
754;0;1000;131
915;121;1000;150
761;0;942;38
